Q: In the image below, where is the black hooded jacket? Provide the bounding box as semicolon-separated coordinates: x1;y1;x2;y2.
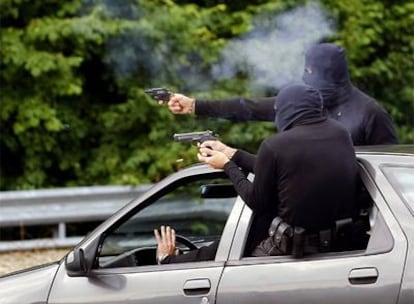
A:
195;43;398;146
223;84;359;253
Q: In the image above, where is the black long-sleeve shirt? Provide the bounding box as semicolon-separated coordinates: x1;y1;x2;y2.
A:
195;86;398;146
223;117;359;251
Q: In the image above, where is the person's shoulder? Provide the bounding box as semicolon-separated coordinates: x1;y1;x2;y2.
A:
347;87;393;123
259;133;293;156
325;117;345;127
325;118;352;136
260;133;288;148
262;133;280;144
264;129;298;146
352;86;385;110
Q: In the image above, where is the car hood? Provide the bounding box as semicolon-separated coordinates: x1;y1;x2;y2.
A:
0;262;60;304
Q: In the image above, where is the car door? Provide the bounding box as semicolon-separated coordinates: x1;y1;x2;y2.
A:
48;168;241;304
215;164;407;304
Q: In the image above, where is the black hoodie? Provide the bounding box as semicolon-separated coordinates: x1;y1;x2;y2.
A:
195;43;398;146
223;83;359;253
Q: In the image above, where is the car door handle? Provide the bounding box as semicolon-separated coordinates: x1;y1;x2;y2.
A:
348;267;379;285
183;279;211;295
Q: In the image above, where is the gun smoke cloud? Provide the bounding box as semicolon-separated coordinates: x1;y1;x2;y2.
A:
91;1;334;94
212;1;335;93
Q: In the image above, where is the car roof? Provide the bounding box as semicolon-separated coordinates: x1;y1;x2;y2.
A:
355;145;414;156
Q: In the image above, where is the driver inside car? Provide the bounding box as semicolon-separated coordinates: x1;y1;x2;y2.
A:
154;225;219;264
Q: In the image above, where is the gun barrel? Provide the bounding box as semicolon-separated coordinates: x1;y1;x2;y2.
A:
144;87;171;102
144;87;166;94
173;133;196;142
173;130;217;143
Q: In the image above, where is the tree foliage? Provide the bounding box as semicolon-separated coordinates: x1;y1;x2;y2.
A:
1;0;413;190
323;0;414;143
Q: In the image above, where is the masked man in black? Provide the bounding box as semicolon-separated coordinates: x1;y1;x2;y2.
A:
155;83;359;263
166;43;398;146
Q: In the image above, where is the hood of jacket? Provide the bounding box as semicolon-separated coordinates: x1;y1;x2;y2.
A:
274;83;323;131
302;43;352;108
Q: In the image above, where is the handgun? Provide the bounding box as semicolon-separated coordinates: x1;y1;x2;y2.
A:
173;130;218;144
144;87;172;102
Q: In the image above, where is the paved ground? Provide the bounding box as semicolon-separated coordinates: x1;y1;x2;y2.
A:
0;249;68;276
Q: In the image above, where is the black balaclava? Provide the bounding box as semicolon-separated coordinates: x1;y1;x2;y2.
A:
274;83;323;131
302;43;352;108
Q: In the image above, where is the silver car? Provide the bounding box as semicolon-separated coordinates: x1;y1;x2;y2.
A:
1;145;413;304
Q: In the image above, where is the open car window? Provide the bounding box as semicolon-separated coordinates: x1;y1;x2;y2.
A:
97;176;237;268
237;163;394;261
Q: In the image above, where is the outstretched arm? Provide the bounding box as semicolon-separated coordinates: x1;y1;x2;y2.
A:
167;94;276;122
195;97;276;122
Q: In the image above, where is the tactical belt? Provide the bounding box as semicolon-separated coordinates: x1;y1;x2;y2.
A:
252;216;352;258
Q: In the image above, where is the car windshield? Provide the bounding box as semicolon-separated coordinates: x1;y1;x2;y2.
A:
382;166;414;215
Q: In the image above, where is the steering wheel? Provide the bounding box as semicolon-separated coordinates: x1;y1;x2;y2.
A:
176;234;198;251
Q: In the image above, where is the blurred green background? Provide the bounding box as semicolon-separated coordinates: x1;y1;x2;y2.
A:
1;0;413;190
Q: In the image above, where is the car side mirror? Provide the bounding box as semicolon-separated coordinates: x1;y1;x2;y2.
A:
200;184;237;198
65;237;100;277
65;248;87;276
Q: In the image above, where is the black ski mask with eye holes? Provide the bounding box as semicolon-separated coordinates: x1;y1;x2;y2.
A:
302;43;352;108
274;83;323;131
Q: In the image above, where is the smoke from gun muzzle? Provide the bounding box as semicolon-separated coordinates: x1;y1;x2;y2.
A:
211;1;335;93
101;1;334;95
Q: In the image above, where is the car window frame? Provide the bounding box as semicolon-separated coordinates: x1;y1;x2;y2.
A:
225;161;396;265
90;169;242;274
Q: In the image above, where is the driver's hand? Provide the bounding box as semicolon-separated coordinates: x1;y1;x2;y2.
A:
154;225;179;264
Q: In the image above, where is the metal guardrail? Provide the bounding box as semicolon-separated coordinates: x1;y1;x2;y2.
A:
0;185;152;251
